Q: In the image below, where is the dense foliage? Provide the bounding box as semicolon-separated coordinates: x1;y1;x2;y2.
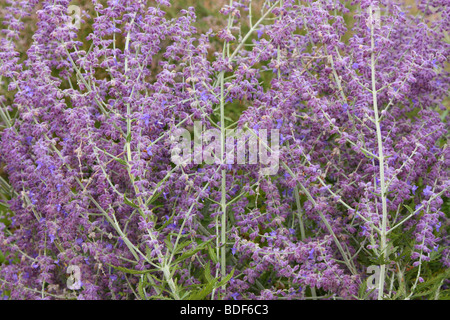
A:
0;0;449;300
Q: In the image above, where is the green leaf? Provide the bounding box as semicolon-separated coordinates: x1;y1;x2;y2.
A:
358;278;367;298
124;195;139;209
361;148;374;159
368;255;391;266
173;240;194;255
204;263;213;283
95;148;128;166
114;158;128;166
208;244;218;264
137;276;146;300
171;238;214;266
0;201;10;210
146;191;163;206
157;214;176;231
404;204;415;215
164;238;174;252
410;269;450;299
217;268;235;287
187;268;235;300
187;280;216;300
107;263;157;275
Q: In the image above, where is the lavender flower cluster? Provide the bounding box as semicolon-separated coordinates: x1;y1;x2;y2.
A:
0;0;448;300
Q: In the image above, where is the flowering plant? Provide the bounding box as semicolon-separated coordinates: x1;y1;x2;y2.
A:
0;0;448;300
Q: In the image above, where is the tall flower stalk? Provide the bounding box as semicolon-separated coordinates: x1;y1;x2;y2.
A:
368;4;388;300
